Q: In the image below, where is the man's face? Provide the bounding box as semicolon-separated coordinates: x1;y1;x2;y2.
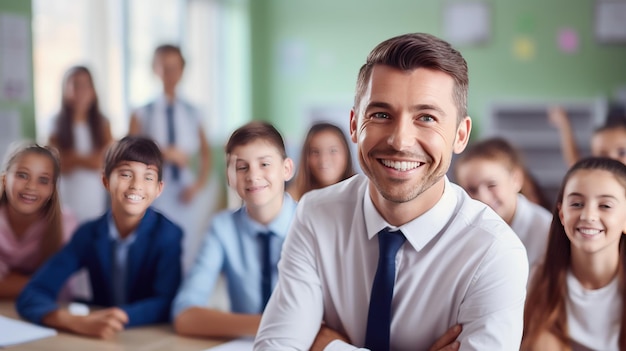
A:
153;52;184;91
350;65;470;209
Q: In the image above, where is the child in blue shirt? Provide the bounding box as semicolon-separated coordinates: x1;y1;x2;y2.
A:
172;121;296;339
17;136;182;339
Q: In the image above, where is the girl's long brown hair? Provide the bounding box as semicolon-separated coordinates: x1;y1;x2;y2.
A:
54;66;107;151
522;157;626;350
289;122;355;201
0;142;64;266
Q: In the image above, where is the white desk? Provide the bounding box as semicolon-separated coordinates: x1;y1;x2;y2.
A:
0;301;226;350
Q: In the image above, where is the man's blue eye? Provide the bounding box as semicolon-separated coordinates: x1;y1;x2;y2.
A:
372;112;389;119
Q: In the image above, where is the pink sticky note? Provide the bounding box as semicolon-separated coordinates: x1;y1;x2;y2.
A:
558;28;578;54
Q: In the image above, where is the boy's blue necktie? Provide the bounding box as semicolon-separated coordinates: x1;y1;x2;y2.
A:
165;104;180;181
364;228;406;351
259;231;274;310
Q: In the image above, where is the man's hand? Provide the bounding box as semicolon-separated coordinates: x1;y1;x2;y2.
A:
72;307;129;339
428;324;462;351
310;324;350;351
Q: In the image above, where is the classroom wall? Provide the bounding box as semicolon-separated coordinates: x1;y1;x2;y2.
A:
249;0;626;141
0;0;35;146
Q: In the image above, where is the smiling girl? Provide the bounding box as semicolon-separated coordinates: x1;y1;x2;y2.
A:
288;122;355;201
522;157;626;351
0;142;77;298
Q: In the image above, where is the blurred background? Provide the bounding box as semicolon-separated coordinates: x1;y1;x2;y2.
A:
1;0;626;206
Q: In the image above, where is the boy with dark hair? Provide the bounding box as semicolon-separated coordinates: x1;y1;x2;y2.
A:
172;121;296;339
17;136;182;339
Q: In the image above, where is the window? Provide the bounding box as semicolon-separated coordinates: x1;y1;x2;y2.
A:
33;0;250;144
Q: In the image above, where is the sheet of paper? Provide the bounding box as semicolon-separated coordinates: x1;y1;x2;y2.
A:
0;13;32;102
204;337;254;351
0;315;57;347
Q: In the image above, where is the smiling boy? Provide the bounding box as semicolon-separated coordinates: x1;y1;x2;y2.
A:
17;136;182;339
172;121;296;339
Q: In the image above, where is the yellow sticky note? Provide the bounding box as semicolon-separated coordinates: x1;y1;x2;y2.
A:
513;36;535;61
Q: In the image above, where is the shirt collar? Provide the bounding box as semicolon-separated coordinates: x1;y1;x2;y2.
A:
364;177;458;252
154;93;177;108
107;213;138;245
240;194;297;239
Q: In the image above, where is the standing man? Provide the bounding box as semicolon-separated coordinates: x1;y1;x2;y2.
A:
129;44;212;272
254;33;528;350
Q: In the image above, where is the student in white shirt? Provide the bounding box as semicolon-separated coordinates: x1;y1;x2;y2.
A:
254;33;528;351
522;157;626;351
49;66;113;223
128;44;211;271
453;137;552;269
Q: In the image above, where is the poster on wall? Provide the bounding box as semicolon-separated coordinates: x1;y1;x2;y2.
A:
595;0;626;43
442;2;491;46
0;13;32;102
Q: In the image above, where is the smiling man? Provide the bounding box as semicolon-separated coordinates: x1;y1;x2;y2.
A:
254;33;528;351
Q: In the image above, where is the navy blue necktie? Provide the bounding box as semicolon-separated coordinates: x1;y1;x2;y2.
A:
364;228;406;351
165;104;180;181
259;232;273;310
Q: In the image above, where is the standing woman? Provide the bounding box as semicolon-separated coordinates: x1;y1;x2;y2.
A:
49;66;113;223
522;157;626;351
288;122;355;201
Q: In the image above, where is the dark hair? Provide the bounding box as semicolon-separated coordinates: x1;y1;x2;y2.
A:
354;33;468;122
55;66;108;151
152;44;185;68
595;120;626;135
104;136;164;181
225;121;287;158
594;103;626;134
522;157;626;350
289;122;355;200
605;102;626;126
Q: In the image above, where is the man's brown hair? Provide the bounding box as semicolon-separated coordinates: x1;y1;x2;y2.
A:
354;33;468;122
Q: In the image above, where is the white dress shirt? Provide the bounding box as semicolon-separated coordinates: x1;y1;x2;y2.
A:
134;94;204;272
135;94;202;187
58;121;107;222
566;270;620;351
254;174;528;351
510;194;552;268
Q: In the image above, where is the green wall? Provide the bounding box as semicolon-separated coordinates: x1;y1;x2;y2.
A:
250;0;626;139
0;0;34;139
